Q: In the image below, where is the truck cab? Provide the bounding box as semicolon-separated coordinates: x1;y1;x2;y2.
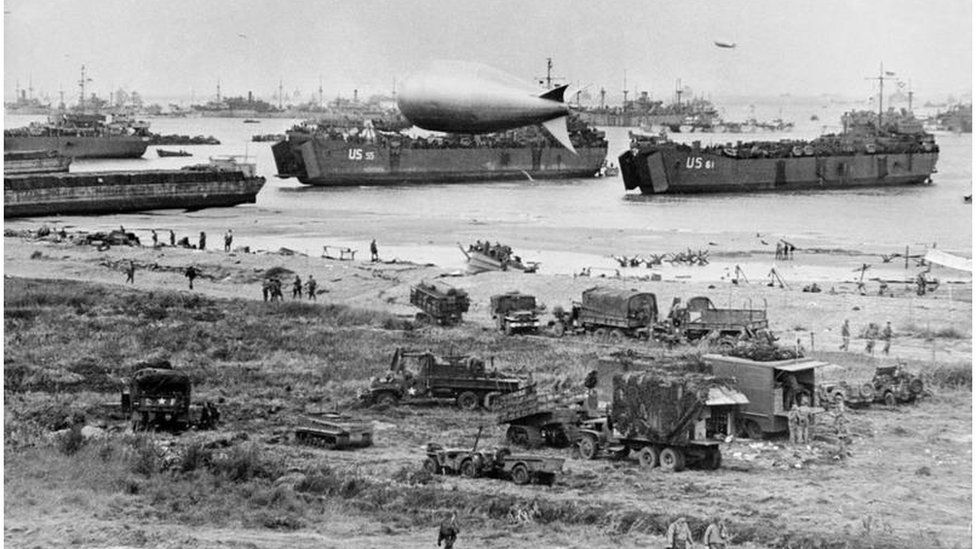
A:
122;367;192;430
489;292;541;335
669;296;769;349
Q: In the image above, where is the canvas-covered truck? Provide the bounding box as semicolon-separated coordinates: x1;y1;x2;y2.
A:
495;385;600;448
121;367;219;431
575;370;747;471
552;286;659;340
489;292;541;335
702;353;825;439
666;296;770;351
410;281;470;326
361;347;522;410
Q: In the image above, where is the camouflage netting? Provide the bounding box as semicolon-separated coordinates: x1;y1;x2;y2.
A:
610;369;734;443
727;342;803;362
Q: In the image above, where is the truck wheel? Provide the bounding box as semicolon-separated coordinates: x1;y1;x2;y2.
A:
578;434;599;460
375;392;398;407
743;420;763;440
511;464;530;485
593;328;608;341
423;457;440;475
659;447;685;472
609;329;625;342
460;458;479;478
884;391;896;406
859;383;875;400
456;391;480;411
552;322;566;338
909;379;924;395
483;392;502;411
637;446;658;468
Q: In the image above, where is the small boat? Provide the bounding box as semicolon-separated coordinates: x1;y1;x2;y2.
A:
459;242;538;274
243;119;260;124
964;195;972;203
157;149;192;158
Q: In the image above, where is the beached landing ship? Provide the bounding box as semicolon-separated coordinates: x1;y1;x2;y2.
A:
620;108;939;194
4;112;151;159
272;114;608;186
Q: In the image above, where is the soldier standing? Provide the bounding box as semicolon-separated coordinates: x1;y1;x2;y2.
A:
370;238;379;262
306;275;317;301
224;229;233;252
199;231;206;251
665;516;694;549
865;323;877;355
169;230;176;247
292;275;303;299
125;260;136;284
839;319;851;351
787;403;801;445
797;396;811;444
703;517;730;549
151;230;158;248
185;265;198;290
261;278;270;302
881;321;893;355
437;513;459;549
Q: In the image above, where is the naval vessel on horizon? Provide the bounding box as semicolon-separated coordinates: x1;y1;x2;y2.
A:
4;111;152;159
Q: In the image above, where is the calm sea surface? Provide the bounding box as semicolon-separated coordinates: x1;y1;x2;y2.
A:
4;103;972;278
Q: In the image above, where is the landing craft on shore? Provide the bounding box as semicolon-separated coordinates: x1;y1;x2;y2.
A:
397;61;577;153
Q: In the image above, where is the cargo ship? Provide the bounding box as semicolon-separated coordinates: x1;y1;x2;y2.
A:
4;112;151;159
271;114;608;186
620;108;938;194
4;150;72;175
4;156;265;218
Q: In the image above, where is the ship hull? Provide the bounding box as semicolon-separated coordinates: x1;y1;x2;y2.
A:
273;138;607;186
4;170;265;217
4;135;149;159
619;147;938;194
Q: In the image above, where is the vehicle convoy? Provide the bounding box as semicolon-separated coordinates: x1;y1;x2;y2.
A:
619;101;939;195
575;370;747;471
121;366;219;431
423;429;563;486
489;292;542;335
666;296;769;350
872;365;925;405
552;286;659;340
361;347;522;410
294;413;374;449
702;353;825;439
409;281;470;326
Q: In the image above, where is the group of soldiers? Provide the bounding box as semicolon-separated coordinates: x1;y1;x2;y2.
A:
470;240;514;263
774;241;796;260
665;516;732;549
262;274;318;302
839;319;894;355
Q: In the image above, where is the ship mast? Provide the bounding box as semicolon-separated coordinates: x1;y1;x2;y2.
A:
537;57;562;90
622;70;628;110
865;62;895;133
78;65;91;110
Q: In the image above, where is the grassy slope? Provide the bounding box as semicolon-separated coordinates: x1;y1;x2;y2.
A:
5;277;972;548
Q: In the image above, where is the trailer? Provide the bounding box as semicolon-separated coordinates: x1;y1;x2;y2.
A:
575;371;746;471
702;354;825;438
361;347;522;410
410;281;470;325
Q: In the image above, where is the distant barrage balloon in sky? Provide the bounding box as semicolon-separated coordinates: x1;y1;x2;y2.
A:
397;61;576;153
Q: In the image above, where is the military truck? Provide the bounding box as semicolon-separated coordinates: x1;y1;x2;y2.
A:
361;347;522;410
666;296;769;351
575;370;746;471
410;281;470;326
489;292;541;335
552;286;659;341
702;354;824;439
495;385;598;448
121;367;219;431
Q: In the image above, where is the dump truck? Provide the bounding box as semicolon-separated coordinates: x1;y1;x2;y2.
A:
489;292;541;335
121;367;219;431
666;296;770;351
294;413;374;449
575;370;747;471
495;385;599;448
702;353;825;439
410;281;470;325
361;347;522;410
423;429;563;486
552;286;659;340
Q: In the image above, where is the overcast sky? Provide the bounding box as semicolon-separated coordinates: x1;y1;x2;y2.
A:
4;0;972;104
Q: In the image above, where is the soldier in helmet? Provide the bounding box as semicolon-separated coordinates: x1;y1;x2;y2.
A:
437;512;459;549
665;516;694;549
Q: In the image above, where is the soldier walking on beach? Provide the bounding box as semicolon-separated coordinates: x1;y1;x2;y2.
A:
797;396;811;444
370;238;379;262
703;517;730;549
125;260;136;284
199;231;206;251
224;229;233;252
775;242;783;260
261;278;270;302
864;323;878;355
306;275;317;301
185;265;198;290
169;230;175;247
292;275;303;299
151;230;158;248
437;512;459;549
665;516;694;549
881;321;893;355
839;319;851;351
